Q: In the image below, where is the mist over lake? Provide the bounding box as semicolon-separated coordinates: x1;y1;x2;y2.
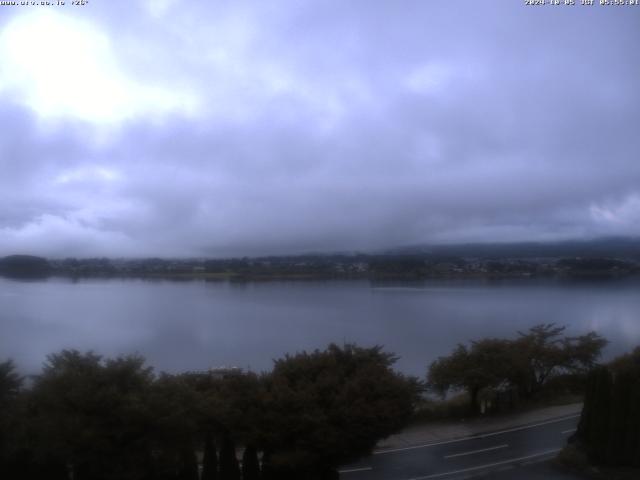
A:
2;277;638;377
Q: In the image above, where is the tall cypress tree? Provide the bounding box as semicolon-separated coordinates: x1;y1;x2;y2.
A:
219;435;240;480
586;366;612;464
202;433;218;480
576;350;640;467
241;445;260;480
618;369;640;466
606;370;630;465
630;379;640;467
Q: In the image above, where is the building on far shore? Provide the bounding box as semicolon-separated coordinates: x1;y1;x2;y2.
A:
208;366;243;380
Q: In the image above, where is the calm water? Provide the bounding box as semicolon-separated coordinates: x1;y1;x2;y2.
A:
1;276;639;376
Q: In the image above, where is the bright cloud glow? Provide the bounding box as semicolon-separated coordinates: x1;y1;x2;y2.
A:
142;0;179;18
0;1;638;257
405;62;453;95
54;166;122;185
591;194;640;230
0;11;196;124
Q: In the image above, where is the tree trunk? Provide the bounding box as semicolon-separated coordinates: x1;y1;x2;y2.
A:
202;433;218;480
241;445;260;480
469;386;480;415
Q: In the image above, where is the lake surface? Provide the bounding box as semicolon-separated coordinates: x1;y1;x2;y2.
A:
1;276;639;376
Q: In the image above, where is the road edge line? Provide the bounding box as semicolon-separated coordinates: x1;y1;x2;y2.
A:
409;448;562;479
373;413;580;455
443;443;509;459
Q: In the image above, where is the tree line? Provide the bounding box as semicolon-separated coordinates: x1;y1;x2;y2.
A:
427;324;608;413
0;344;421;480
0;325;616;478
573;346;640;467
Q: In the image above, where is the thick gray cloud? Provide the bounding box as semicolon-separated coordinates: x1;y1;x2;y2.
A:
0;0;638;257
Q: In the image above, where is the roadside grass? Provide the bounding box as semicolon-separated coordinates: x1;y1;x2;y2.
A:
411;393;471;423
410;391;583;425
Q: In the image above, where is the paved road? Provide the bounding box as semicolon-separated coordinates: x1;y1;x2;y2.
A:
339;414;581;480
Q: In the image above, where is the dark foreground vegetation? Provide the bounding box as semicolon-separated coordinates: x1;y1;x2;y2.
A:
428;327;640;477
555;347;640;479
0;344;420;480
427;324;607;414
0;326;633;479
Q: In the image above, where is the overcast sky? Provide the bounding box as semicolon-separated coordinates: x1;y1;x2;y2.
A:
0;0;638;258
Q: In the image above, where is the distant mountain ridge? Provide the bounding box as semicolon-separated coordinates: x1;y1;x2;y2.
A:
2;237;640;280
383;237;640;260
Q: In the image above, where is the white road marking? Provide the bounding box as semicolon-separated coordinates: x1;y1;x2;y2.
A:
561;428;576;434
408;448;562;479
373;414;580;455
443;444;509;459
338;466;373;474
